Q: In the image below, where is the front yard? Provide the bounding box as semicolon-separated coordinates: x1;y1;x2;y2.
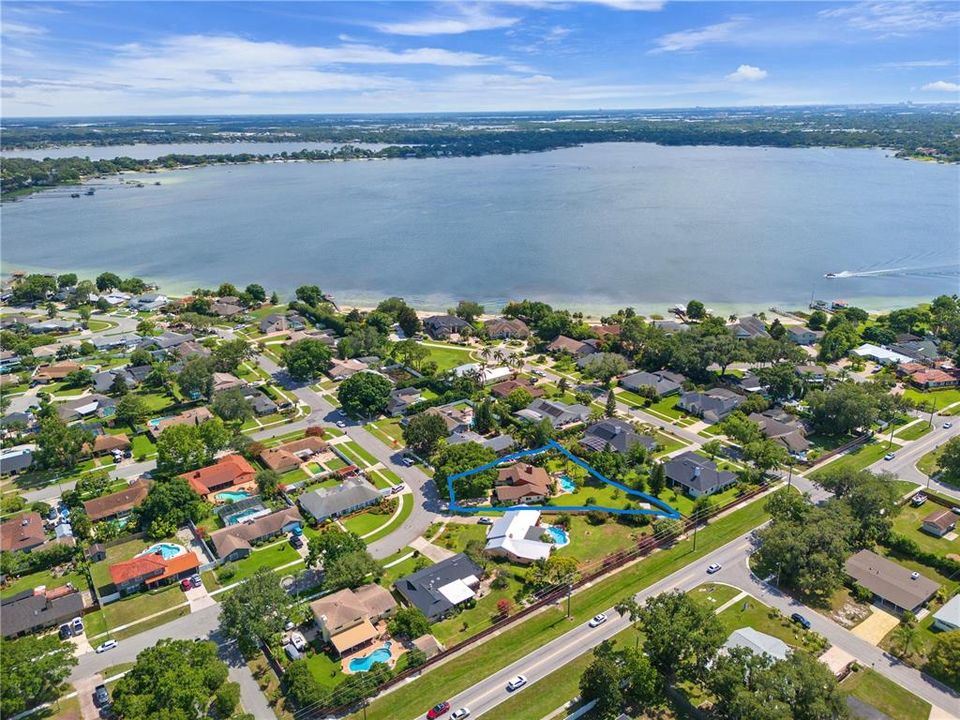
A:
216;539;303;585
808;440;901;482
716;595;828;655
840;666;931;720
891;500;959;558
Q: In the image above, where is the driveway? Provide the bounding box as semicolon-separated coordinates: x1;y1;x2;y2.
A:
72;673;102;720
184;583;216;612
850;605;901;645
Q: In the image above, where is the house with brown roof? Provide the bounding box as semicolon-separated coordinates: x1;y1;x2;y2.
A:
310;583;397;657
83;479;150;523
591;324;621;340
418;404;473;435
209;507;303;561
86;433;132;457
328;358;368;381
909;368;957;389
484;318;530;339
845;549;940;614
109;550;200;596
0;512;47;553
180;455;257;501
922;508;958;538
212;372;245;393
546;335;598;358
259;436;329;473
32;361;82;384
148;406;213;440
494;462;552;504
490;379;544;400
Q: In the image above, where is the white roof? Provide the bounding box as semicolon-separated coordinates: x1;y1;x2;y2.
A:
452;363;514;384
485;508;553;562
74;401;100;416
933;595;960;629
852;343;912;364
721;627;790;661
437;578;477;605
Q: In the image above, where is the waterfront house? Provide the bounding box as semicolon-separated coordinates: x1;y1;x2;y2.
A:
620;370;685;398
209;507;303;561
298;477;381;522
730;316;769;340
210;301;244;318
581;418;656;455
109;550;200;596
83;479;150;523
483;317;530;339
128;293;169;312
515;398;590;429
484;508;554;564
394;553;483;622
785;326;824;346
494;462;552;504
590;324;621;340
546;335;598;358
851;343;912;366
921;509;957;538
180;455;257;501
423;315;470;340
677;388;744;423
845;549;940;614
310;584;397;657
0;512;47;553
664;452;737;498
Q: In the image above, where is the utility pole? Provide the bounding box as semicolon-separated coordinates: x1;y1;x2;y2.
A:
929;397;937;429
566;582;572;619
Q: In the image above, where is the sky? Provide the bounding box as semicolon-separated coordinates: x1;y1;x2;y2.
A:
2;1;958;117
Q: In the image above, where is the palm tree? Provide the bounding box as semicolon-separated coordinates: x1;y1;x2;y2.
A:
891;623;918;659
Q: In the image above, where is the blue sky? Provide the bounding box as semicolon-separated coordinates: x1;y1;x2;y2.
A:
2;1;958;116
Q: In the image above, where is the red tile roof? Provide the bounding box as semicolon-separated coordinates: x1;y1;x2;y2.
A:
109;554;166;585
145;551;200;585
180;455;256;495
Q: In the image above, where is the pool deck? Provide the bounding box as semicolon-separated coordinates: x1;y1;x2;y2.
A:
339;629;400;674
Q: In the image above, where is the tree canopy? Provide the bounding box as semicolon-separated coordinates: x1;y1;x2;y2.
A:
337;371;393;419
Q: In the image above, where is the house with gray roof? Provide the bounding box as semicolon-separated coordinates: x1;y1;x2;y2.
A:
1;588;84;639
128;293;168;312
298;477;381;522
581;419;656;455
387;387;422;416
730;316;769;340
394;553;483;621
664;452;737;498
423;315;470;340
138;330;194;351
516;398;590;429
932;594;960;632
0;447;34;476
677;388;744;423
749;410;810;457
92;368;140;394
785;326;824;346
27;319;82;334
721;627;790;661
620;370;685;397
845;549;940;614
91;333;142;352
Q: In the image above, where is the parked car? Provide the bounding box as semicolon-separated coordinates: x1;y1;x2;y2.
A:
506;675;527;691
706;563;722;574
284;620;296;631
401;456;415;467
71;617;84;633
477;517;493;525
290;632;307;651
391;484;404;494
336;420;347;428
181;578;193;591
190;574;202;588
291;525;304;537
426;701;451;719
790;613;811;630
96;640;118;653
59;624;73;639
93;685;110;707
289;534;304;549
588;613;607;628
451;709;471;719
944;422;953;429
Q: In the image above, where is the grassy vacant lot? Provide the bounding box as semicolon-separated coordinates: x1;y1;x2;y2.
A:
557;515;651;566
840;667;931;720
365;417;404;445
420;342;474;371
892;501;959;558
353;493;773;720
217;540;302;585
894;421;933;441
808;440;901;482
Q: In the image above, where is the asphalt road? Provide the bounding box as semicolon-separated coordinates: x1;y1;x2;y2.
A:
868;413;960;500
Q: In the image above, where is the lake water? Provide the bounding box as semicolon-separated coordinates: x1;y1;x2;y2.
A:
2;143;957;314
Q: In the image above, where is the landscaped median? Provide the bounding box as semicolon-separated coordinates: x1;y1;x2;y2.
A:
350;493;774;720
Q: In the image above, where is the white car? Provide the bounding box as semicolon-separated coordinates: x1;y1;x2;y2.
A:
588;613;607;628
95;640;118;654
706;563;722;574
884;453;896;461
506;675;527;691
944;422;953;429
290;632;307;651
336;420;347;428
451;709;471;720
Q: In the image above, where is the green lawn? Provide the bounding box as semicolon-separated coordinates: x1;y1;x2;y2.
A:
902;387;960;411
840;667;931;720
891;501;959;558
362;493;414;544
890;479;922;497
324;456;348;471
894;421;933;441
380;547;431;586
653;431;688;456
365;418;404;445
336;441;378;468
716;595;826;654
89;535;168;594
917;446;946;477
135;390;178;413
130;434;156;458
303;644;346;690
86;319;115;332
557;516;651;566
99;585;186;632
0;565;86;600
688;582;741;610
342;509;392;537
808;440;901;482
421;343;474;371
367;469;395;490
353;492;774;720
280;467;309;483
217;541;302;584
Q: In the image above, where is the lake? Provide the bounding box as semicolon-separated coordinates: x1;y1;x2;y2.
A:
2;142;957;314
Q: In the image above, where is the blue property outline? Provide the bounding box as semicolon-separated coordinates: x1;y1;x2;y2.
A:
447;440;680;519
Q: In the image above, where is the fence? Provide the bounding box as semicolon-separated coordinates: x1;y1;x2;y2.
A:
803;433;871;469
301;480;773;718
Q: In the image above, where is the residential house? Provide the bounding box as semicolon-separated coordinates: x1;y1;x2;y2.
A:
908;368;957;389
0;447;34;476
56;394;116;423
0;412;35;438
795;364;827;384
546;335;598;358
889;338;941;364
259;314;290;334
484;317;530;339
92;368;140;394
387;387;422;416
494;462;552;504
394;553;483;621
180;455;257;501
32;361;82;384
1;587;85;639
91;333;142;353
484;508;554;564
720;628;789;661
245;389;278;416
310;584;397;657
581;418;656;455
99;292;132;306
515;398;591;429
423;314;469;340
620;370;685;398
86;544;107;563
87;433;132;457
447;430;485;446
0;512;47;553
851;343;912;366
128;293;169;312
209;508;303;561
730;316;769;340
677;388;744;423
650;320;691;333
490;379;544;400
482;434;517;455
931;595;960;632
452;363;513;385
212;372;245;393
749;410;810;457
416;404;474;436
921;509;957;538
590;324;621;340
845;549;940;614
664;452;738;498
173;340;212;360
138;330;194;352
328;358;368;381
299;477;381;522
785;326;824;346
147;406;213;440
259;437;329;474
734;373;766;395
83;479;150;523
109;550;200;596
27;319;82;334
210;301;244;318
0;350;21;373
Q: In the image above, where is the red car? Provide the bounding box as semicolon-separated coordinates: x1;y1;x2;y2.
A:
180;578;192;591
427;701;450;719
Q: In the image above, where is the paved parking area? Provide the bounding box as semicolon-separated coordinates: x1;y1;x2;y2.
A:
70;629;94;656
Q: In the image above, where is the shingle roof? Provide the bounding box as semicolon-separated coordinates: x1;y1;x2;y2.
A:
0;512;47;552
180;455;256;495
209;507;302;558
83;478;149;522
1;589;84;639
394;553;483;620
298;478;381;520
845;549;941;611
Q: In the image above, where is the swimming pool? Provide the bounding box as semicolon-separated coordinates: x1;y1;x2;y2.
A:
147;416;173;429
227;507;268;525
348;642;392;672
137;542;187;560
558;475;576;493
544;526;570;547
215;489;252;503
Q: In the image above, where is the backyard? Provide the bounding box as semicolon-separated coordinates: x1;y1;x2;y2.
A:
891;500;959;558
216;539;303;585
420;342;475;372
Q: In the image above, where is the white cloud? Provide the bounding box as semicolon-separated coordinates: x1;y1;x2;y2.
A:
726;64;768;82
373;6;519;36
649;20;742;53
505;0;664;10
880;59;955;68
2;20;47;37
819;2;960;36
922;80;960;92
